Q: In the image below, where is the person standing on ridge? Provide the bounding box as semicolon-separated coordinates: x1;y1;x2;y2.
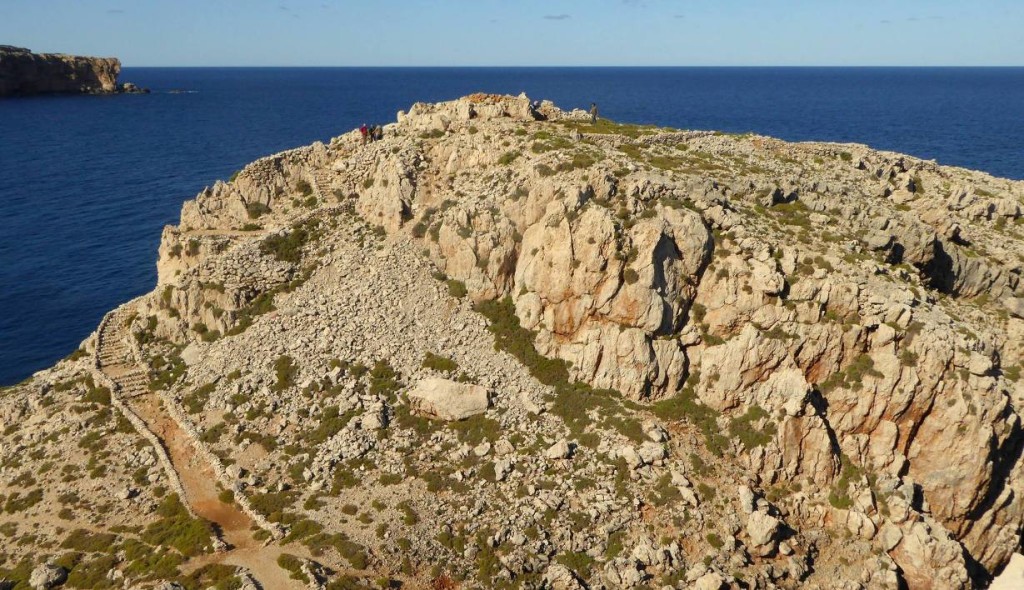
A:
590;102;599;123
360;123;369;145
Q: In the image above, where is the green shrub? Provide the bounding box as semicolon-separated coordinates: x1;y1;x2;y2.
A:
149;353;186;392
183;382;215;414
727;404;776;450
296;180;313;196
369;359;400;398
828;454;863;509
141;494;213;557
4;488;43;513
277;554;310;583
82;381;111;405
446;279;468;298
900;349;919;367
300;405;357;445
248;490;299;523
497;151;520;166
422;352;458;373
651;389;728;456
283;518;324;544
448;414;500;446
820;353;884;392
1005;365;1021;382
397;501;419;525
555;551;595;577
199;421;227;444
61;529;118;553
261;227;310;263
246;202;270;219
121;538;184;581
273;355;298;392
66;554;119;589
176;563;239;590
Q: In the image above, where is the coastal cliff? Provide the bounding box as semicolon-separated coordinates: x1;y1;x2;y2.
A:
2;94;1024;589
0;45;145;97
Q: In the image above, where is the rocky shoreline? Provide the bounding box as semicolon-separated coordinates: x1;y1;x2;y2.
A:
2;94;1024;589
0;45;148;97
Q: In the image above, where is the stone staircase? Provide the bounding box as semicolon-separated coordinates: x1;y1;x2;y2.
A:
311;168;335;202
98;307;150;398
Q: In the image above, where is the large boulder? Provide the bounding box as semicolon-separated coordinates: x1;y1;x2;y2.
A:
29;563;66;590
407;378;489;421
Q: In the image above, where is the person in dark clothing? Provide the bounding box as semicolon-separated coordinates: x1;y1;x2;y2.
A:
373;125;384;141
529;99;542;119
589;103;599;123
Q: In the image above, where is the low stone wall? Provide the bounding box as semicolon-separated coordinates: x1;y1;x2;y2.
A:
93;298;282;548
91;303;197;521
154;387;283;541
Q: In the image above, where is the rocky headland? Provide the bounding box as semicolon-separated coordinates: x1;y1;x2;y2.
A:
2;94;1024;590
0;45;147;97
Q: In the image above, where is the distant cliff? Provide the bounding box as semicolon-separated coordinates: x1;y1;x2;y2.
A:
0;45;145;97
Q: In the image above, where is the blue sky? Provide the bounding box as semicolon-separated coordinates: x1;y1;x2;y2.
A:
2;0;1023;66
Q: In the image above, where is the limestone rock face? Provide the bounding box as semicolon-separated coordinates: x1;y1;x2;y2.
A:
516;202;711;399
0;45;124;96
407;378;489;421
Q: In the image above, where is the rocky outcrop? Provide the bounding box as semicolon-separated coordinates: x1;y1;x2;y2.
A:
0;45;146;97
8;94;1024;590
139;97;1024;589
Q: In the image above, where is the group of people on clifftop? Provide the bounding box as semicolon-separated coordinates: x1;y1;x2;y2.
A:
360;123;383;144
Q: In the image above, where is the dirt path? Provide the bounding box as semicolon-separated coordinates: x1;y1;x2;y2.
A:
180;228;265;238
126;395;258;550
97;307;307;589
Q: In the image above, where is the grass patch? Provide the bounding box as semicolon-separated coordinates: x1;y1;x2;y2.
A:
651;385;728;456
727;404;776;450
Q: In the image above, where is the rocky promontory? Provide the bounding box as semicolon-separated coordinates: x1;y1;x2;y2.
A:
2;94;1024;589
0;45;147;97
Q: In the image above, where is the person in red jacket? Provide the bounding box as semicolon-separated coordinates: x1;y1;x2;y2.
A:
359;123;369;145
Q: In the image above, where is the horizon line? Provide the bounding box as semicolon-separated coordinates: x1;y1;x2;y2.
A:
121;64;1024;69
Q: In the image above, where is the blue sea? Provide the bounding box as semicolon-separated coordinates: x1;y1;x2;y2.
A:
2;67;1023;385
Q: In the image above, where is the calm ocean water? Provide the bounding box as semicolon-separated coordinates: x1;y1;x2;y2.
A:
2;67;1023;385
